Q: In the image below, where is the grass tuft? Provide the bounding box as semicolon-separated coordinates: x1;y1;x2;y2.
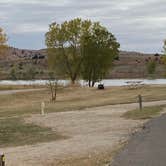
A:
0;118;63;147
123;106;165;120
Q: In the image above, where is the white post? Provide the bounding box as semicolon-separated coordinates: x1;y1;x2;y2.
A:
41;102;45;116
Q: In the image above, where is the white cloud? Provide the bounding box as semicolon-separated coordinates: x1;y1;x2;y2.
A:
0;0;70;6
0;11;8;20
12;24;48;34
0;0;166;52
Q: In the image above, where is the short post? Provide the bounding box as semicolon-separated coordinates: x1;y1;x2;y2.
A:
41;102;45;116
138;95;142;110
0;154;5;166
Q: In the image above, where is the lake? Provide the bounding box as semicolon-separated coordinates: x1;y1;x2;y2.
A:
1;79;166;87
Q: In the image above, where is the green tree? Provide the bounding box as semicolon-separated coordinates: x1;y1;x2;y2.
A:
46;18;91;84
25;65;37;80
46;18;120;86
81;22;120;87
162;40;166;62
9;64;23;80
147;60;156;75
10;65;18;80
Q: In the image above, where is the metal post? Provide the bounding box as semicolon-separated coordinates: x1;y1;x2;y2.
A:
138;95;142;110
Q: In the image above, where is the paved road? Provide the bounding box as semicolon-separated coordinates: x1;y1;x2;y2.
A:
111;114;166;166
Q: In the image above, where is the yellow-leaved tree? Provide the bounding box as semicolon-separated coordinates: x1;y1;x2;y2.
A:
161;40;166;77
0;27;8;58
162;40;166;63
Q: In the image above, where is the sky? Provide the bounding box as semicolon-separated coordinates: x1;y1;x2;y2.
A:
0;0;166;53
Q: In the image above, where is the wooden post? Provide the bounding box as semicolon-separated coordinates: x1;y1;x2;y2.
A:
0;154;5;166
41;102;45;115
138;95;142;110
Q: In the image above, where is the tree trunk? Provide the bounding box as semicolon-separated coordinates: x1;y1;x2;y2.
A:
88;71;92;87
71;79;75;85
92;81;95;87
71;74;77;85
54;88;57;101
50;84;54;101
88;80;91;87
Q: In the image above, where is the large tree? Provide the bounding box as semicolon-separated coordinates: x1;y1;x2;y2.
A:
45;18;119;85
0;28;8;58
81;22;120;87
46;18;92;84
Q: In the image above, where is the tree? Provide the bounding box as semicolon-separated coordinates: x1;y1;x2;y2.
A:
46;18;120;86
81;22;120;87
0;28;8;58
47;72;60;102
147;60;156;76
10;65;18;80
25;65;37;80
161;40;166;76
46;18;90;84
163;40;166;54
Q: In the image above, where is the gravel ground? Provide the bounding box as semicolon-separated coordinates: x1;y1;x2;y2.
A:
1;100;166;166
0;89;44;95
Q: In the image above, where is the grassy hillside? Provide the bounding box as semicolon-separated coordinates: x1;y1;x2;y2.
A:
0;47;165;79
110;51;165;78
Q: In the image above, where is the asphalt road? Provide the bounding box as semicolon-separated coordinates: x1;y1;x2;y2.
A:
111;114;166;166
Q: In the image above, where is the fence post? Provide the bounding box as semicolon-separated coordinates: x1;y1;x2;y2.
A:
138;95;143;110
41;102;45;116
0;154;5;166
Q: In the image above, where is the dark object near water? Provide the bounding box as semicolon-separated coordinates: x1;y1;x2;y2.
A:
32;54;45;60
114;56;120;61
38;55;45;59
154;53;160;57
32;55;38;59
98;84;104;90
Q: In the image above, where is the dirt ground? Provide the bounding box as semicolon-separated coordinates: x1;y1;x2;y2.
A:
2;100;166;166
0;88;44;95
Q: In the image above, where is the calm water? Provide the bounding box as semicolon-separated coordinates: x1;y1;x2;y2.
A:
1;79;166;87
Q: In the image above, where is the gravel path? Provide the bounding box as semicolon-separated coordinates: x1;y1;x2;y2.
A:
111;113;166;166
1;100;166;166
0;89;44;95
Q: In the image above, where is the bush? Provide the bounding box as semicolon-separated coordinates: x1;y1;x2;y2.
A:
147;60;156;75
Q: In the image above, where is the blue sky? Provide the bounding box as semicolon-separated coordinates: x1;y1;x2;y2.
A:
0;0;166;53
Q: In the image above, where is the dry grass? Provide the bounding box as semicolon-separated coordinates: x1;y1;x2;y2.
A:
0;118;63;147
1;85;164;165
123;105;164;120
0;84;45;91
49;143;125;166
0;85;166;118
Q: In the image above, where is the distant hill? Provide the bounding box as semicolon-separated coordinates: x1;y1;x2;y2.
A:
0;47;165;79
5;47;47;60
0;47;48;80
110;51;164;78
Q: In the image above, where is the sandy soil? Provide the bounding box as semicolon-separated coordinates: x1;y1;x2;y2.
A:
1;100;166;166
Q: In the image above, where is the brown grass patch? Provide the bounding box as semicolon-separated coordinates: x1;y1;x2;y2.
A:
0;85;166;118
